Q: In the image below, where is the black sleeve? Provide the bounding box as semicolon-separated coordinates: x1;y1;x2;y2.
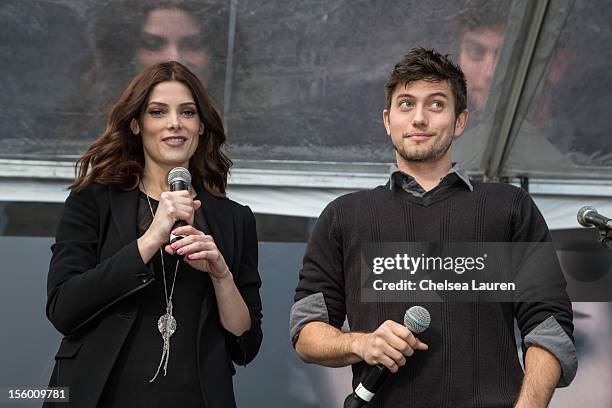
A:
511;189;577;386
46;185;153;336
225;205;263;366
511;189;574;340
292;200;346;338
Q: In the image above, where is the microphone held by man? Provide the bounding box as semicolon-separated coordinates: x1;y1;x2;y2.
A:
344;306;431;408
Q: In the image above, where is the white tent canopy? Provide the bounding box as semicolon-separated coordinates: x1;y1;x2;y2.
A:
1;0;611;231
1;159;611;231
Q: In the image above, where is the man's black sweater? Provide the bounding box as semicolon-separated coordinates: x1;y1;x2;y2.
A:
294;178;574;407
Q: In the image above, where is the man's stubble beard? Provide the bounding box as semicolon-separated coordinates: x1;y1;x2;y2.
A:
393;133;454;163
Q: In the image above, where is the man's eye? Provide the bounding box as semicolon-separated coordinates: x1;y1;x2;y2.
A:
399;101;413;108
431;101;443;109
466;42;486;60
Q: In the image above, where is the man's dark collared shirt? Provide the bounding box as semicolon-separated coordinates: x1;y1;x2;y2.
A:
389;162;474;197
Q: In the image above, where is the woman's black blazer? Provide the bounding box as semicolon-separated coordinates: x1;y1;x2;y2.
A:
45;182;263;407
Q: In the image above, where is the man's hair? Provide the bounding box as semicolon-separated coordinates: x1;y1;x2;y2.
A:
384;47;467;117
457;0;511;33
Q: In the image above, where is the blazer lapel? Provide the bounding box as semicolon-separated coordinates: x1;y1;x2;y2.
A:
194;183;235;269
108;186;139;246
194;183;236;346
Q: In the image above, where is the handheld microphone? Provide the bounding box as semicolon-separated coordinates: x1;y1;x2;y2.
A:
343;306;431;408
577;206;612;231
167;167;192;246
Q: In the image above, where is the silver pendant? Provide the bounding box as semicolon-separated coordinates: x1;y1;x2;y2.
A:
149;302;177;382
157;313;177;338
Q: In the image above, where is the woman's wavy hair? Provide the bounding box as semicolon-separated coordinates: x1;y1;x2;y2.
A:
70;60;232;194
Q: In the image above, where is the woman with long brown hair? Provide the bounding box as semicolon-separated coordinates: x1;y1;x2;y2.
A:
45;61;262;407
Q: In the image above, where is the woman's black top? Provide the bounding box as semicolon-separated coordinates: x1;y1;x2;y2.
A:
98;191;211;407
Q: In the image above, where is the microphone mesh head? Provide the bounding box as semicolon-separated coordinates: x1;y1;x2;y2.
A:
404;306;431;334
167;167;192;186
577;206;596;228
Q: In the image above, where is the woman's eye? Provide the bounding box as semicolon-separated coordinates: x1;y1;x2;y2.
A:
139;34;164;51
182;110;197;117
149;110;165;116
180;36;206;51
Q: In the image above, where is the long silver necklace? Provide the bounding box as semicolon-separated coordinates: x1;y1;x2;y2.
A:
143;185;180;382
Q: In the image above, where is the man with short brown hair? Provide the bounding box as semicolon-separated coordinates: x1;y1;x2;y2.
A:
291;47;576;407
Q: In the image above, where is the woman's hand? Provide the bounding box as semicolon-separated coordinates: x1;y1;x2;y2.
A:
164;226;252;337
164;225;230;281
146;190;201;247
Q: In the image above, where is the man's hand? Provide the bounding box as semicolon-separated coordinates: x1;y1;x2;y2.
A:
353;320;428;373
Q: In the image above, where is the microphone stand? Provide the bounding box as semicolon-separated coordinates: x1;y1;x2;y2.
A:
599;228;612;250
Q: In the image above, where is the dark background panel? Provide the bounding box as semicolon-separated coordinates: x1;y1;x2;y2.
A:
0;201;312;242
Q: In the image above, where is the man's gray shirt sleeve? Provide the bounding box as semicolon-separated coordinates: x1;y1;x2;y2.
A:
289;292;329;347
524;315;577;387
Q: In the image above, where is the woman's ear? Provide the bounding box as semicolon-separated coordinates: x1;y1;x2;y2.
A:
130;118;140;135
199;123;204;135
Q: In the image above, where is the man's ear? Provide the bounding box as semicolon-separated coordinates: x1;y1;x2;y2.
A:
383;109;391;136
130;118;140;135
453;109;469;138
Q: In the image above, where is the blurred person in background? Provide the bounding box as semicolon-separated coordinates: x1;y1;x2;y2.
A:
452;0;578;170
449;0;510;168
90;0;227;102
457;0;510;126
458;0;511;126
49;0;228;155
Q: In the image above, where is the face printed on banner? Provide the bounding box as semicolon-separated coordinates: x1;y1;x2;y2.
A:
458;26;505;115
131;80;203;170
137;8;211;84
383;79;468;164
